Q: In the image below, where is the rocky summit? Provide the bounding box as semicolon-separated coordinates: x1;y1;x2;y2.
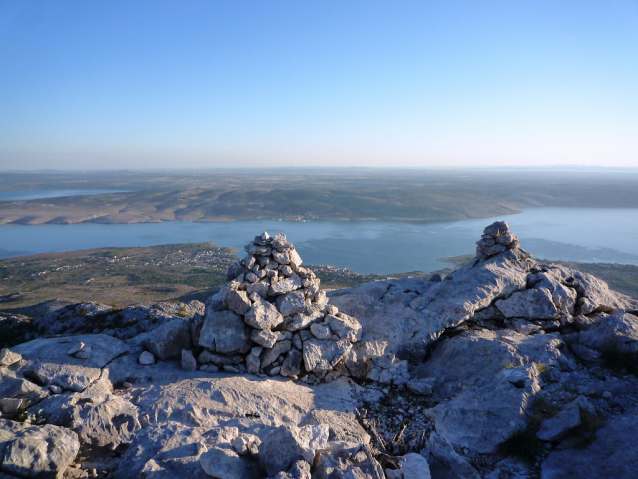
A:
1;224;638;479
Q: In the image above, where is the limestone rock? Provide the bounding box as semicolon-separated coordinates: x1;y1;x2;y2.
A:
0;348;22;368
181;349;198;371
303;339;352;373
310;323;331;340
12;334;128;392
325;313;362;342
402;453;431;479
1;422;80;479
199;310;251;355
476;221;520;261
224;289;252;316
274;460;311;479
198;350;245;366
133;376;359;429
251;329;278;348
144;318;191;360
0;369;48;405
495;287;559;320
200;447;258;479
299;409;370;444
416;330;564;453
270;274;303;296
343;340;388;379
407;377;435;396
246;352;260;374
231;433;260;456
276;291;308;317
0;418;26;455
537;396;596;442
386;469;402;479
0;398;28;415
75;346;92;359
296;424;329;451
330;249;532;361
288;249;303;269
284;306;325;332
67;342;85;355
314;441;384;479
424;432;481;479
34;377;141;449
261;340;291;369
246;280;270;298
114;421;210;479
259;425;329;476
244;298;284;330
138;351;155;365
272;233;293;251
259;426;314;477
540;407;638;479
577;310;638;354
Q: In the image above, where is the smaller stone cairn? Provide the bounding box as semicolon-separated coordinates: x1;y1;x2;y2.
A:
475;221;520;261
196;232;363;381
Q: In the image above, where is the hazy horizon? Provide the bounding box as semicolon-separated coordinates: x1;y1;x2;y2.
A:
3;165;638;174
1;1;637;170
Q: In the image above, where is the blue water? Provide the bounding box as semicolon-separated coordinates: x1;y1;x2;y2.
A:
0;190;128;201
1;207;638;273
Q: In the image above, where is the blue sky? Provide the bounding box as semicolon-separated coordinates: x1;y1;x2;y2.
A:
1;1;636;169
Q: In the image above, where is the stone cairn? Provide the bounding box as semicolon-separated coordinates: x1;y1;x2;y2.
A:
195;232;363;382
475;221;520;261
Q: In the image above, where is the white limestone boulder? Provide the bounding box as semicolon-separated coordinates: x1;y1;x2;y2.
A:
417;330;565;453
198;310;251;355
12;334;128;392
0;420;80;479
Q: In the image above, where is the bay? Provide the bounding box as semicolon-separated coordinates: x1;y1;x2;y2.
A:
0;190;128;201
1;207;638;273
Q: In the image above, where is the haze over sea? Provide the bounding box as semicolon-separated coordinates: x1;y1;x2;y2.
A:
1;193;637;273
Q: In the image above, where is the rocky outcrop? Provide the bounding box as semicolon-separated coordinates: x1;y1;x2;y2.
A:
0;419;80;479
415;330;566;453
541;407;638;479
12;334;128;392
330;222;637;361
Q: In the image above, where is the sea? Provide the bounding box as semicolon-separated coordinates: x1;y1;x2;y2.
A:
1;191;638;273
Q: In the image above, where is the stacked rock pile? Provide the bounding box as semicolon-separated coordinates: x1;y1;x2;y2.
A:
195;232;363;381
475;221;521;261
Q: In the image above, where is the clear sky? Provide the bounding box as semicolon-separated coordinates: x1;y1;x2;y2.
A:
1;1;637;170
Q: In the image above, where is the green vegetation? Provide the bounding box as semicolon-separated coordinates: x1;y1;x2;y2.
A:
497;426;543;464
0;319;40;350
0;241;238;311
436;254;476;268
15;409;47;425
98;248;127;258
